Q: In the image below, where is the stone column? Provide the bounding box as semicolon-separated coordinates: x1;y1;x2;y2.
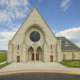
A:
26;45;28;61
42;45;44;61
34;42;36;61
7;41;13;63
34;49;36;61
44;42;48;62
12;44;14;62
22;40;26;63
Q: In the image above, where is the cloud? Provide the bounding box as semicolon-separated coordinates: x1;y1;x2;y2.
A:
11;24;21;32
60;0;71;11
0;23;21;50
0;39;7;41
0;0;30;24
0;46;8;50
0;31;16;41
56;27;80;47
0;41;8;50
0;29;17;50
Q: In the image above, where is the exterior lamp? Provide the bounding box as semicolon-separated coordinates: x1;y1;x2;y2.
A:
31;49;32;51
30;48;33;53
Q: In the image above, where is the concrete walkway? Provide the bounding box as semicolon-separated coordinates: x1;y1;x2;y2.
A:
0;61;7;65
69;68;80;72
0;61;69;72
0;61;80;74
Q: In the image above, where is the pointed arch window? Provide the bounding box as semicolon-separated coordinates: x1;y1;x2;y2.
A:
17;45;19;50
51;45;52;49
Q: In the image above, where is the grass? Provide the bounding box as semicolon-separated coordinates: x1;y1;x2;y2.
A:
0;53;7;63
0;63;10;69
59;60;80;68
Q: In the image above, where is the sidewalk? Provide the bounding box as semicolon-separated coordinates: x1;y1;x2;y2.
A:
69;68;80;72
0;61;80;75
0;61;69;72
0;61;7;65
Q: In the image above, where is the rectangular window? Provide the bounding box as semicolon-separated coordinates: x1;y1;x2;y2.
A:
51;45;52;49
17;45;19;50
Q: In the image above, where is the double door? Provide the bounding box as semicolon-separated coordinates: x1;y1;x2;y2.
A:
36;54;39;60
32;54;39;60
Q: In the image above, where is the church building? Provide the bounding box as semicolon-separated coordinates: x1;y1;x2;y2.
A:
7;7;80;63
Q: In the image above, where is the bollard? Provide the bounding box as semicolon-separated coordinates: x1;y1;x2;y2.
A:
75;63;77;67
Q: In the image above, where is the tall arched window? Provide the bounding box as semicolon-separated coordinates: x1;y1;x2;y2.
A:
17;45;19;50
51;45;52;49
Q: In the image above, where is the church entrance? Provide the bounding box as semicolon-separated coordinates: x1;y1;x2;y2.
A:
28;47;34;61
36;54;39;60
32;54;34;60
28;46;42;61
50;56;53;62
32;54;39;60
36;47;42;61
17;56;20;62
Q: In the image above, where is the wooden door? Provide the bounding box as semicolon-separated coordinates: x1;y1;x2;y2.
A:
17;56;20;62
32;54;34;60
36;54;39;60
50;56;53;62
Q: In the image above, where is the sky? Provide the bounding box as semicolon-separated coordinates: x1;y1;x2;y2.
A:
0;0;80;50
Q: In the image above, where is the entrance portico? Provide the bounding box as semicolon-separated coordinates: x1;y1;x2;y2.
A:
28;45;42;61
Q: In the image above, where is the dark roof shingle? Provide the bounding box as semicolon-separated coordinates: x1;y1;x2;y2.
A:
57;37;80;51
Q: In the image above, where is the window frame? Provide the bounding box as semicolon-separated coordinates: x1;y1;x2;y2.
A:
51;45;52;49
17;45;19;50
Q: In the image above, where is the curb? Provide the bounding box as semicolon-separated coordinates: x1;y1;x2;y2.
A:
0;70;80;75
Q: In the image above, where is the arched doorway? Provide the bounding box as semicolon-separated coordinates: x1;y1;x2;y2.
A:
36;47;42;61
28;47;34;61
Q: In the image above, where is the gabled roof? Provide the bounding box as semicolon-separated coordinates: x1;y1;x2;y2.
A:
11;6;60;44
57;37;80;51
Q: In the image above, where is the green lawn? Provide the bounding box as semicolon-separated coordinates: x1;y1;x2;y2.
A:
0;63;10;69
0;53;7;63
59;60;80;68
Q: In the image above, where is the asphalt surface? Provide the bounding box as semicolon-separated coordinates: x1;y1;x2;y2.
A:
0;72;80;80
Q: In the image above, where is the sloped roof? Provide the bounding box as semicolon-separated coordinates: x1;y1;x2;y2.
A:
11;6;60;43
57;37;80;51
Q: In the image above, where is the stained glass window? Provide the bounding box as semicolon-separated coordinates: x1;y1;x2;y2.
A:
30;31;40;42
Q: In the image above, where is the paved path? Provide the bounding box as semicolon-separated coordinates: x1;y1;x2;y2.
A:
69;68;80;72
0;61;7;65
0;61;80;75
0;73;80;80
0;61;69;72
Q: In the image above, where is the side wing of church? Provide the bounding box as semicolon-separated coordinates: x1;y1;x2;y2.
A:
7;7;80;63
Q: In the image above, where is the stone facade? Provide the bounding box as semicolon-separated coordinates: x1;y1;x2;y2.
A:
7;7;80;63
62;51;80;60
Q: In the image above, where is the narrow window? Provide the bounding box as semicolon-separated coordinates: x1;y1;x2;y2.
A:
51;45;52;49
17;45;19;50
